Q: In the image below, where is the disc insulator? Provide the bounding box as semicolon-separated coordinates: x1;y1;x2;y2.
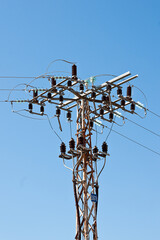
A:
117;87;122;96
93;146;98;154
47;92;51;99
121;99;125;107
56;108;61;116
109;112;114;120
100;108;104;116
59;95;63;102
127;85;132;98
60;142;66;154
67;80;72;87
69;138;75;150
67;111;71;120
131;102;135;111
40;105;44;113
51;77;56;87
102;142;108;153
90;119;94;128
72;64;77;78
28;103;33;111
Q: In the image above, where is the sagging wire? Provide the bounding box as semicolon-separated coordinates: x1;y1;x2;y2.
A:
92;127;103;134
0;89;26;91
45;59;76;75
25;71;70;95
135;111;148;119
12;108;46;120
25;74;47;90
97;157;106;179
63;158;73;172
105;116;116;141
132;85;148;117
46;114;63;142
92;73;117;78
11;101;62;142
70;121;72;138
132;85;148;110
7;83;29;101
96;124;98;146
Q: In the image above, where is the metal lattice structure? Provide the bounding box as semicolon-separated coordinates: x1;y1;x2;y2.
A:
74;99;97;239
2;62;146;240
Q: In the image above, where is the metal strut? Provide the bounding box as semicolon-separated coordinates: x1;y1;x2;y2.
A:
74;99;98;240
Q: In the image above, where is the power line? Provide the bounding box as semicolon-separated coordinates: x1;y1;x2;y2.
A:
0;89;25;91
147;108;160;119
123;116;160;138
105;116;115;141
0;76;35;78
95;120;160;157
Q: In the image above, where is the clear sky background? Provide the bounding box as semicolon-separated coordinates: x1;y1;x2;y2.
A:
0;0;160;239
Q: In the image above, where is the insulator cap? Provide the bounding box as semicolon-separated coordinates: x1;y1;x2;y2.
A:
100;108;104;116
56;108;61;116
91;91;96;98
106;84;111;92
93;146;98;154
47;92;51;99
69;138;75;150
67;80;72;87
59;95;63;102
121;99;125;107
90;119;94;128
78;135;84;145
127;85;132;98
72;64;77;78
40;105;44;113
28;103;33;110
109;112;114;120
102;142;108;153
117;87;122;96
80;83;84;91
131;102;135;111
67;111;71;120
60;142;66;154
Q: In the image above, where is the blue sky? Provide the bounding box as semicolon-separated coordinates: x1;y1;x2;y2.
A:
0;0;160;239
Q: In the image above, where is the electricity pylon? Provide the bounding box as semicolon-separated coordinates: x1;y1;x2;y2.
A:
2;62;145;240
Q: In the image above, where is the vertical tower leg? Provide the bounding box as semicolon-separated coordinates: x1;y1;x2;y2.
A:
73;100;98;240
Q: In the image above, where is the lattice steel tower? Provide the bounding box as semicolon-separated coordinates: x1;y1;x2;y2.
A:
3;61;145;240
